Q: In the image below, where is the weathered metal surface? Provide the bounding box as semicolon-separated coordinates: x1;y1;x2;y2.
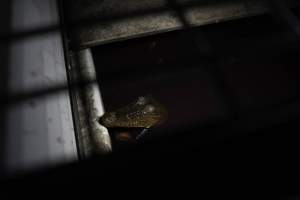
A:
70;49;112;156
100;95;167;128
3;0;77;174
63;0;299;49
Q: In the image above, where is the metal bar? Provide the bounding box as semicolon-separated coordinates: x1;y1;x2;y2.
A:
71;49;112;157
63;0;300;49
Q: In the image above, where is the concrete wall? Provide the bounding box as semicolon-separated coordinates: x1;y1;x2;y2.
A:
0;0;77;176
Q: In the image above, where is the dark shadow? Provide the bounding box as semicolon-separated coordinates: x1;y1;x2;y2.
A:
166;0;240;117
0;0;300;177
1;79;96;108
0;0;11;177
92;11;300;138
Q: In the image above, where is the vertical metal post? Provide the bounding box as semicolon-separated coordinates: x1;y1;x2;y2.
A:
72;49;112;156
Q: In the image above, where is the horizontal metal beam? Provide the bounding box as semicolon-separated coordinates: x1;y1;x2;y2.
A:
63;0;299;49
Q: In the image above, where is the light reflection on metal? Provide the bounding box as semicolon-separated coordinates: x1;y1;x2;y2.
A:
63;0;300;49
71;49;112;156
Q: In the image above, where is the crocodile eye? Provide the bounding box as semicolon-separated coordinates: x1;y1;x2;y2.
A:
137;96;147;105
104;112;116;124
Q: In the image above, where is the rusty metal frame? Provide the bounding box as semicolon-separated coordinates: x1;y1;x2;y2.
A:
60;0;300;157
63;0;299;49
68;49;112;157
59;1;112;158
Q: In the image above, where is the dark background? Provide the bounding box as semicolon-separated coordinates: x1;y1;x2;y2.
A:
94;13;300;140
0;1;300;196
0;1;11;178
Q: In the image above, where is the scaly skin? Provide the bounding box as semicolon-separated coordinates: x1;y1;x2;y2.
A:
99;95;167;128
